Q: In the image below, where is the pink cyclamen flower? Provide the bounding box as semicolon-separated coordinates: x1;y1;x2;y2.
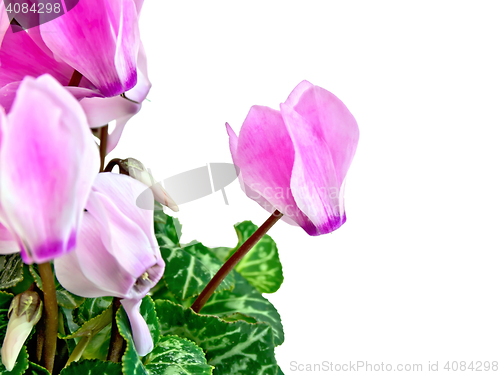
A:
54;173;165;356
0;74;99;263
0;0;151;152
226;80;359;236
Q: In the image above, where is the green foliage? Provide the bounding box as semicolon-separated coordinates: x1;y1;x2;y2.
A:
154;202;182;248
159;243;235;302
0;254;24;290
231;221;284;294
156;300;278;375
0;291;13;340
201;273;284;346
60;360;122;375
143;336;213;375
28;362;51;375
0;210;285;374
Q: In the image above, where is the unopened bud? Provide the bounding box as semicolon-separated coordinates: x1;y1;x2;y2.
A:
1;291;42;371
125;158;179;212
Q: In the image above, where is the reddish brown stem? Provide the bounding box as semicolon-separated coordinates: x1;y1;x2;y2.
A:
191;210;283;313
67;70;83;87
99;125;109;172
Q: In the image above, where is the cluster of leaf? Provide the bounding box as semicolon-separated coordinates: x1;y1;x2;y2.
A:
0;205;286;375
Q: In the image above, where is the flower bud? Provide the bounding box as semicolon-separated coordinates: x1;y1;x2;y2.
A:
124;158;179;212
1;291;42;371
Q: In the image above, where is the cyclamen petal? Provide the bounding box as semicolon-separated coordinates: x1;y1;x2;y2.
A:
0;2;9;46
0;75;99;263
40;0;140;97
227;81;359;236
54;173;164;356
0;222;19;255
121;298;153;356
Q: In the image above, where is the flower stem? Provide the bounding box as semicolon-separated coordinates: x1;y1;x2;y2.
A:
191;210;283;313
38;263;58;374
67;70;83;87
107;297;125;362
103;158;130;175
99;125;109;172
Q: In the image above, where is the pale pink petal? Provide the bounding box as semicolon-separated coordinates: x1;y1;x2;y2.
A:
54;249;111;298
284;82;359;186
0;2;9;47
121;298;153;356
231;106;315;232
0;75;99;263
125;43;151;103
0;222;19;255
281;103;344;235
0;82;21;113
88;174;163;291
226;122;297;226
283;80;314;107
78;43;150;151
40;0;140;97
55;198;136;298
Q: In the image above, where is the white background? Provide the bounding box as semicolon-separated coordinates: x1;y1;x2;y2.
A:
109;1;500;374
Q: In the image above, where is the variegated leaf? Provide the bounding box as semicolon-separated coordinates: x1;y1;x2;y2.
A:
156;300;278;375
143;335;213;375
60;360;121;375
201;272;284;346
160;242;234;301
230;221;284;294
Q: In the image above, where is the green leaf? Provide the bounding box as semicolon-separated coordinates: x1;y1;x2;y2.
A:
231;221;284;294
61;306;113;340
62;304;113;362
201;273;284;346
143;335;213;375
0;291;14;340
60;359;122;375
117;296;160;375
139;296;160;347
0;346;28;375
81;325;111;362
156;300;277;375
0;254;23;289
208;247;232;264
56;285;86;310
277;366;284;375
160;242;234;302
154;204;182;248
77;297;113;324
28;362;50;375
220;313;257;324
10;265;34;295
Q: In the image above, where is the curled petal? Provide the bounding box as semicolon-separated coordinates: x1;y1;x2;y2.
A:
280;103;343;235
230;106;315;232
40;0;140;97
121;298;153;356
55;173;164;301
284;81;359;187
0;75;99;263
